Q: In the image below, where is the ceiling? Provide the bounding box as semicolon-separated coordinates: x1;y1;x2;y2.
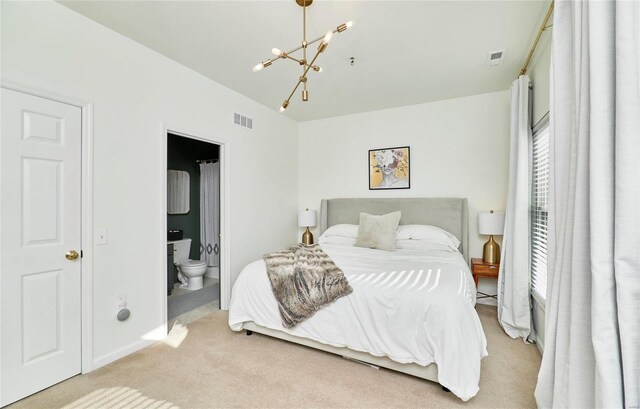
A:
58;1;549;121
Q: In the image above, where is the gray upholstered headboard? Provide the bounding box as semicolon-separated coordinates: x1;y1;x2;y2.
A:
319;198;469;263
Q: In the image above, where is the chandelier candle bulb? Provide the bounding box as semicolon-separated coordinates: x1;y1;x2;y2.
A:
323;30;333;44
279;100;289;112
337;21;354;33
253;60;272;72
272;48;285;57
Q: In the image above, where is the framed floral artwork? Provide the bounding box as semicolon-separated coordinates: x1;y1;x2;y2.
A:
368;146;410;190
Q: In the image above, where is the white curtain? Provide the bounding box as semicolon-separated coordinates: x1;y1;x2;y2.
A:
535;1;640;407
497;75;535;342
199;162;220;268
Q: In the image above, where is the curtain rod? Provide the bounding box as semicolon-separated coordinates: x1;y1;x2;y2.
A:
519;0;554;77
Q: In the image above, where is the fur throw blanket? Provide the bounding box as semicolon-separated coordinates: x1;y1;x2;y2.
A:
263;244;353;329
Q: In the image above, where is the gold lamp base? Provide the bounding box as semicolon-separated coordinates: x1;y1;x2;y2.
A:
302;227;314;245
482;235;501;264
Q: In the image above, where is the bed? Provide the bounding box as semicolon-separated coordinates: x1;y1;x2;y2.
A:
228;198;488;401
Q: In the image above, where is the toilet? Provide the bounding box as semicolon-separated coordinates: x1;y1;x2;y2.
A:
169;238;207;290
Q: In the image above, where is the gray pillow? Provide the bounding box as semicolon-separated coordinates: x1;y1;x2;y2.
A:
355;211;402;251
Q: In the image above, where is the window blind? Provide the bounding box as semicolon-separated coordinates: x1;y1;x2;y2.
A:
531;124;549;302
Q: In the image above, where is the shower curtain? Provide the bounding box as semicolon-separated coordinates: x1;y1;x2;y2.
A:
199;162;220;268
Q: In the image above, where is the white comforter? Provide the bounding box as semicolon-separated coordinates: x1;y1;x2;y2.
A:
228;245;488;401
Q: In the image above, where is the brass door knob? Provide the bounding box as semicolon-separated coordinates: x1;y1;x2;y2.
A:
65;250;79;261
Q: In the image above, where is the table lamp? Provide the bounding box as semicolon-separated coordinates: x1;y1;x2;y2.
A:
298;208;317;245
478;210;505;264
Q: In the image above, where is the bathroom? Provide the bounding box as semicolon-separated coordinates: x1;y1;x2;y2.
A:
166;133;220;322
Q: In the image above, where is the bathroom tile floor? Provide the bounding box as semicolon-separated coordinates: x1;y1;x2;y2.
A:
171;276;218;297
168;277;220;320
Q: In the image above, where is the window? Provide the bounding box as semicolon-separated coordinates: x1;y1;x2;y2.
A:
531;120;549;302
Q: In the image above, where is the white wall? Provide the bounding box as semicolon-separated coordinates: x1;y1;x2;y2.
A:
298;91;510;304
1;1;298;368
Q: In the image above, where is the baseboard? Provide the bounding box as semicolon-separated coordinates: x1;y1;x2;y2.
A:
91;338;156;371
536;337;544;355
476;298;497;306
476;279;497;306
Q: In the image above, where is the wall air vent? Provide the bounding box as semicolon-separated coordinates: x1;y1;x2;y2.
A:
233;112;253;130
487;49;506;66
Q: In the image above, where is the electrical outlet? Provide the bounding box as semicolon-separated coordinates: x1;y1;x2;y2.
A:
96;228;108;245
116;293;127;310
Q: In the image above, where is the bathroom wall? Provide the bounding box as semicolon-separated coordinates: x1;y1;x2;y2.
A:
167;133;219;260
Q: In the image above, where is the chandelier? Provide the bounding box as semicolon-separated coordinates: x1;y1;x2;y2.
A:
252;0;353;112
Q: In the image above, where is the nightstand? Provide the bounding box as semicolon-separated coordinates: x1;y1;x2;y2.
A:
471;258;499;300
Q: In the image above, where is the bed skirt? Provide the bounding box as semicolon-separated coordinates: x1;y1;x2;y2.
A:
241;321;440;383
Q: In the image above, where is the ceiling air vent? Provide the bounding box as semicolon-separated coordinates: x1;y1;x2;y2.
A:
487;49;506;66
233;112;253;130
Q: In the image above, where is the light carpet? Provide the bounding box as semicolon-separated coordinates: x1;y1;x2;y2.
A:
9;305;541;408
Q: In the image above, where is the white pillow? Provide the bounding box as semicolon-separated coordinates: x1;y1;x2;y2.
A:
396;225;461;251
318;224;359;246
355;211;402;251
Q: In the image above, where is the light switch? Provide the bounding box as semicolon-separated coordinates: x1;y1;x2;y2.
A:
96;228;108;245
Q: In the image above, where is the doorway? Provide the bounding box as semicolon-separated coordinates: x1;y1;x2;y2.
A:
165;133;221;324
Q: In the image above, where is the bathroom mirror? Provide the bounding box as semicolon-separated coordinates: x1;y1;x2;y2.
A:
167;170;190;214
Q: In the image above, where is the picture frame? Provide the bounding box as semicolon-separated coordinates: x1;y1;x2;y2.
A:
368;146;410;190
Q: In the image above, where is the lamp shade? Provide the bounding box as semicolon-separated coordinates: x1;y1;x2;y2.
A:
478;211;505;235
298;209;317;227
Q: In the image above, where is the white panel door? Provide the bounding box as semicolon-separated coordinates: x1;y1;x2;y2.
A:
0;88;82;407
